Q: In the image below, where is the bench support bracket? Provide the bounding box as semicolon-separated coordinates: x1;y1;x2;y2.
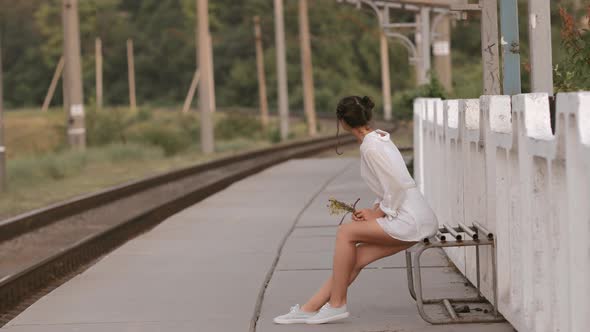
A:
405;226;506;325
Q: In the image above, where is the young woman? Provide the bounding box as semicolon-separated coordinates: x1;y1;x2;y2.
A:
273;95;439;325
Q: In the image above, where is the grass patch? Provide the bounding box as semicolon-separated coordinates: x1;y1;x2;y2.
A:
3;108;65;158
6;143;164;190
0;106;338;220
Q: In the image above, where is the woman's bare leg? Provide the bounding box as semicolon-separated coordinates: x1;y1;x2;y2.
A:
329;220;415;308
300;243;407;312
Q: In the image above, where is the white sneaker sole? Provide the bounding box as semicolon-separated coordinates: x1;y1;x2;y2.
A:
273;318;310;324
306;312;350;324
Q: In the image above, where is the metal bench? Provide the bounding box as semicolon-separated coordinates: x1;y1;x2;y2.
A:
405;221;506;324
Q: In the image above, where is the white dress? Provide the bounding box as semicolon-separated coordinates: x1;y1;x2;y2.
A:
360;129;438;242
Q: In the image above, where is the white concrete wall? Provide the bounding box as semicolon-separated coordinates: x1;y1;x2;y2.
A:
413;93;590;332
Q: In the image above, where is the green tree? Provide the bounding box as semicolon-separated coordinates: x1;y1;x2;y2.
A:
554;5;590;92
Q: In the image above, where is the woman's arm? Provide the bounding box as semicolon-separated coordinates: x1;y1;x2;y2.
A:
351;198;385;221
353;205;386;221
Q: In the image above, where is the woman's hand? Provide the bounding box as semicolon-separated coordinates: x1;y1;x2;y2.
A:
352;208;385;221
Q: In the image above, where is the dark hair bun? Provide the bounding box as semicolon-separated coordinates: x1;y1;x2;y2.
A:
360;96;375;110
335;95;374;128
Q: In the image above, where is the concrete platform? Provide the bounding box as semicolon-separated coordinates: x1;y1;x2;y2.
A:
1;158;514;332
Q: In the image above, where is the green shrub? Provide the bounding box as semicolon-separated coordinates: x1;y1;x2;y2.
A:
85;107;140;146
265;127;295;143
5;142;167;191
177;113;201;141
267;127;282;143
554;7;590;92
136;108;153;122
392;77;448;120
133;124;192;156
215;112;263;140
7;148;88;187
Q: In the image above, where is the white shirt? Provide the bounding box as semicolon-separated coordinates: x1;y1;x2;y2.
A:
360;129;416;218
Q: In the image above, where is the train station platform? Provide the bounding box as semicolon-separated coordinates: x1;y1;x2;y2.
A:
0;158;513;332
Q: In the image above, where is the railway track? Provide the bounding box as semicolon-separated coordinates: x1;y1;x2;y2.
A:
0;128;409;326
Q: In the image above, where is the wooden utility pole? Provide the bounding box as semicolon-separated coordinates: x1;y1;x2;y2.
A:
500;0;522;95
253;16;270;128
182;69;200;114
481;0;501;95
95;37;103;110
274;0;289;141
379;31;392;121
197;0;214;153
433;14;452;92
62;0;85;149
126;39;137;112
527;0;553;95
42;56;64;113
0;38;6;192
299;0;317;136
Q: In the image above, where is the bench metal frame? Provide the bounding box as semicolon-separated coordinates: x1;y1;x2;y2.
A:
405;221;506;324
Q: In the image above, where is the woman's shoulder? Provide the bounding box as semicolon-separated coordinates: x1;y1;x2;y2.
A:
360;139;378;155
361;130;391;148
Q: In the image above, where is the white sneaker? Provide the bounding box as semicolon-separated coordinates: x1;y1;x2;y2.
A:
273;304;317;324
305;303;350;324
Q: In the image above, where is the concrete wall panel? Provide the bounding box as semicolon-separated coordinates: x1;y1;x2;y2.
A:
413;92;590;332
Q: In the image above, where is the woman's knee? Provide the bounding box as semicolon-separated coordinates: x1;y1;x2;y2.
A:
336;224;355;242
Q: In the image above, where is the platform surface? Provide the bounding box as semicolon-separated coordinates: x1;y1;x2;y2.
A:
1;158;514;332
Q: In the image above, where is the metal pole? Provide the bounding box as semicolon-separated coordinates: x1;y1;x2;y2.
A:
126;39;137;112
499;0;521;95
0;38;6;192
274;0;289;141
527;0;553;95
197;0;214;153
414;13;424;86
253;16;270;129
299;0;317;136
41;56;64;113
419;7;431;85
95;37;103;110
481;0;501;95
379;31;392;121
207;33;216;113
62;0;85;149
433;14;452;92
